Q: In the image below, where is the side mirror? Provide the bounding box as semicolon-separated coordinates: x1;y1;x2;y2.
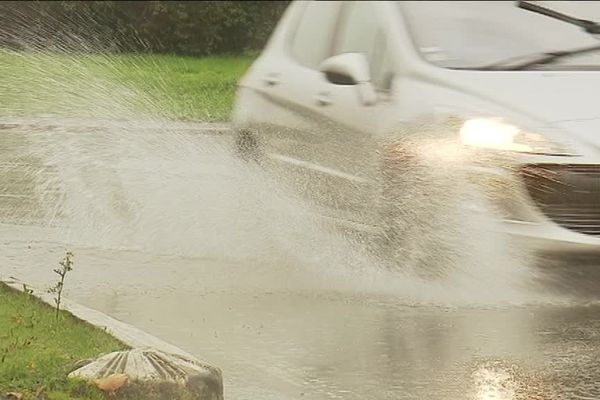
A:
319;52;370;85
319;53;377;106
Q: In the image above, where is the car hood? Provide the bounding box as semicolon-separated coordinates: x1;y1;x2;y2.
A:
451;71;600;122
449;71;600;148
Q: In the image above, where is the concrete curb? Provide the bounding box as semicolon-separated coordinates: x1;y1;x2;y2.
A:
0;116;231;136
1;276;199;360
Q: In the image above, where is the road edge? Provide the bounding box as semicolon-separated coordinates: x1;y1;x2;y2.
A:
1;276;202;361
0;116;231;135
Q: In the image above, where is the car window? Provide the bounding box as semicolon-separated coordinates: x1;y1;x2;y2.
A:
334;1;394;90
399;1;600;69
291;1;342;68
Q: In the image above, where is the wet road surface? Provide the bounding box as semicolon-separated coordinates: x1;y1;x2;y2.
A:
2;120;600;399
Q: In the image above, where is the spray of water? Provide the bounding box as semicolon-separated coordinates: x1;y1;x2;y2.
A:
15;119;545;305
0;5;552;307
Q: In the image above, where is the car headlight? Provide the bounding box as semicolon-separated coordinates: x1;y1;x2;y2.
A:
459;118;576;156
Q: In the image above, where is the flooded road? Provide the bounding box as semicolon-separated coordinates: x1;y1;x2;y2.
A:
2;120;600;400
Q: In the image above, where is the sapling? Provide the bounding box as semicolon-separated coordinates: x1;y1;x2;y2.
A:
48;251;74;322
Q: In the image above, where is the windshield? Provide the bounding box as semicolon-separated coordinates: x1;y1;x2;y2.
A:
400;1;600;70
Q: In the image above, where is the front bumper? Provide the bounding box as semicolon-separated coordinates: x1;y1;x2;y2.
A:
466;161;600;255
499;219;600;255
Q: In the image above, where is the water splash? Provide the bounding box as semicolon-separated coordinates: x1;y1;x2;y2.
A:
0;7;548;307
9;115;543;307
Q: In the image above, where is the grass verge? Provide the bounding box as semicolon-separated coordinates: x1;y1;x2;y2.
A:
0;282;126;400
0;51;254;122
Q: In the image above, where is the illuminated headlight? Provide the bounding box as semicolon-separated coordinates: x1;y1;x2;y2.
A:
459;118;576;156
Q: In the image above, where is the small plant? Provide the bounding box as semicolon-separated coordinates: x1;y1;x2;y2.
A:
48;251;74;322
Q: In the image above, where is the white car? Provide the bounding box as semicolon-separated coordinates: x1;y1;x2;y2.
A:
232;0;600;256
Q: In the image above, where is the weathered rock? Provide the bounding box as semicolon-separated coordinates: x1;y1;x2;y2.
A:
69;347;223;400
69;356;96;373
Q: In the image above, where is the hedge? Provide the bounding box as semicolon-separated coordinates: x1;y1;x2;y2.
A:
0;1;290;56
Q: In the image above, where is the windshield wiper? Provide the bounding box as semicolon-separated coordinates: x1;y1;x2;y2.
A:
472;2;600;71
518;0;600;34
477;43;600;70
451;1;600;71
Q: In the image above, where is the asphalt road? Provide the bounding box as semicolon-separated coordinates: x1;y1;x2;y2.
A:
2;119;600;400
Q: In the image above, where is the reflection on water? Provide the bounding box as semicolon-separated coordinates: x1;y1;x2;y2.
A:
472;364;517;400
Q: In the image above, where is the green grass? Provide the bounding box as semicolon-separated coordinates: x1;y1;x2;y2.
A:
0;51;254;122
0;282;126;400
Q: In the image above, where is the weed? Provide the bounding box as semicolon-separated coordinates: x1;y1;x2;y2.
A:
48;251;74;323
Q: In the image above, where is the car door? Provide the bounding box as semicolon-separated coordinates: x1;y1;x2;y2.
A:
308;1;399;228
237;1;393;230
240;1;352;216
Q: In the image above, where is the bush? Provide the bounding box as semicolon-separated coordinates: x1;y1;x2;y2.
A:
0;1;290;56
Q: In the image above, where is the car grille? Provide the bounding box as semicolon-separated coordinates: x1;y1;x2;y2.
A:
521;164;600;237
